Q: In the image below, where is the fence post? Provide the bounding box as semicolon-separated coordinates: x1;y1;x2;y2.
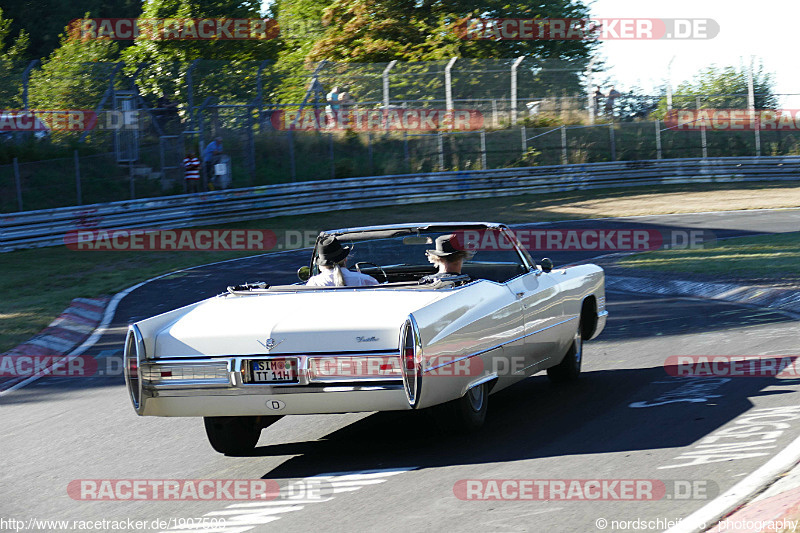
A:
329;134;335;179
560;126;567;165
510;56;525;125
437;131;445;170
74;150;82;205
480;130;487;170
445;57;457;112
13;157;23;211
367;132;374;174
747;60;761;157
655;120;662;160
521;126;527;154
288;131;296;181
246;107;256;184
492;99;498;128
609;122;617;161
128;160;135;200
697;96;707;159
403;131;410;172
382;60;397;109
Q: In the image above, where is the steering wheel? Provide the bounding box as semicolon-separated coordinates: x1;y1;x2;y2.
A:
354;262;389;283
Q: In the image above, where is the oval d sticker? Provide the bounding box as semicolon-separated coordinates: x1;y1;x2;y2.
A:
265;399;286;411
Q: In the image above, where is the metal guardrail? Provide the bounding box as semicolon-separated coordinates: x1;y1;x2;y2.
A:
2;156;799;252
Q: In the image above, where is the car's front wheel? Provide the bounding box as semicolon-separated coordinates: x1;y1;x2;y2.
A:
547;320;583;383
203;416;281;455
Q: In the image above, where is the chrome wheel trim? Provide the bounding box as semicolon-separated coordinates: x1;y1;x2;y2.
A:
467;384;485;412
574;328;583;365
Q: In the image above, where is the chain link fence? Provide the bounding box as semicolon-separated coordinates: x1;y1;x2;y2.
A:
1;59;798;213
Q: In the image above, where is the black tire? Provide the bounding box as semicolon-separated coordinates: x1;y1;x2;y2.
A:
203;416;280;455
431;381;489;432
547;320;583;383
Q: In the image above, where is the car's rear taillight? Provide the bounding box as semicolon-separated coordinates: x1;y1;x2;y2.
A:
124;325;144;411
400;317;422;407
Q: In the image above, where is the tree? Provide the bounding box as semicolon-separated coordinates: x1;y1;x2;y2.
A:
0;7;30;107
27;21;120;112
273;0;598;105
0;0;141;62
654;62;778;118
120;0;281;104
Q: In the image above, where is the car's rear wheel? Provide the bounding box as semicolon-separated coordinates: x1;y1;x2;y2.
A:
431;381;489;432
203;416;281;455
547;319;583;383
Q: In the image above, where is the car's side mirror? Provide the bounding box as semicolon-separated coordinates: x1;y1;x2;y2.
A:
297;266;311;281
540;258;554;273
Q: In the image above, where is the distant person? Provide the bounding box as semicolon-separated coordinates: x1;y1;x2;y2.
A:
306;236;379;287
593;86;605;114
420;234;472;283
182;152;201;193
605;86;621;116
326;86;341;113
203;137;223;189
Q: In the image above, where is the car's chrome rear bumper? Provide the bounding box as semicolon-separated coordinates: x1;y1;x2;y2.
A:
131;354;409;416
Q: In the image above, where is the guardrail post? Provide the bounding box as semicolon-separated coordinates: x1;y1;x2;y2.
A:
287;131;296;182
655;120;662;160
438;131;445;170
74;150;82;205
609;123;617;161
329;133;335;179
561;126;567;165
13;157;23;211
521;126;527;154
480;130;487;170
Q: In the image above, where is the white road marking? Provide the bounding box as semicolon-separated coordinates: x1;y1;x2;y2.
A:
160;468;414;533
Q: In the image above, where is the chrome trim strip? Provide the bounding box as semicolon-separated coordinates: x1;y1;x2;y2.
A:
151;383;404;397
424;316;579;373
462;372;498;396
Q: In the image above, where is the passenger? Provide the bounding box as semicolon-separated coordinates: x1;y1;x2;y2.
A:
421;234;472;282
306;236;379;287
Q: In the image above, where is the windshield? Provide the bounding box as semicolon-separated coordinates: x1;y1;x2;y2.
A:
311;227;530;284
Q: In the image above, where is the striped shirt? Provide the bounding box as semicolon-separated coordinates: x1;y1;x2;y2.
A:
183;157;200;180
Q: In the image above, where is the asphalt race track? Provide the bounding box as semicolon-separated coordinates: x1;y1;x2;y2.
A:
2;208;800;533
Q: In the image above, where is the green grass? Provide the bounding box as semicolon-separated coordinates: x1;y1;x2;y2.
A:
2;180;800;353
616;232;800;278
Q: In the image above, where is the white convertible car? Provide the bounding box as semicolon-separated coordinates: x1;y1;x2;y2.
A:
124;222;607;454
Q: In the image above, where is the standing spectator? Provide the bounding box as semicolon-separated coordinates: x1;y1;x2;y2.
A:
203;137;223;190
605;86;621;117
183;151;201;193
593;86;605;114
326;86;341;113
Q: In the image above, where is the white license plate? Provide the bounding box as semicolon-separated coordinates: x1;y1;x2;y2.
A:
250;359;298;383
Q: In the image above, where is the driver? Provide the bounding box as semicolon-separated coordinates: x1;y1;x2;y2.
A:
420;234;472;282
306;236;379;287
